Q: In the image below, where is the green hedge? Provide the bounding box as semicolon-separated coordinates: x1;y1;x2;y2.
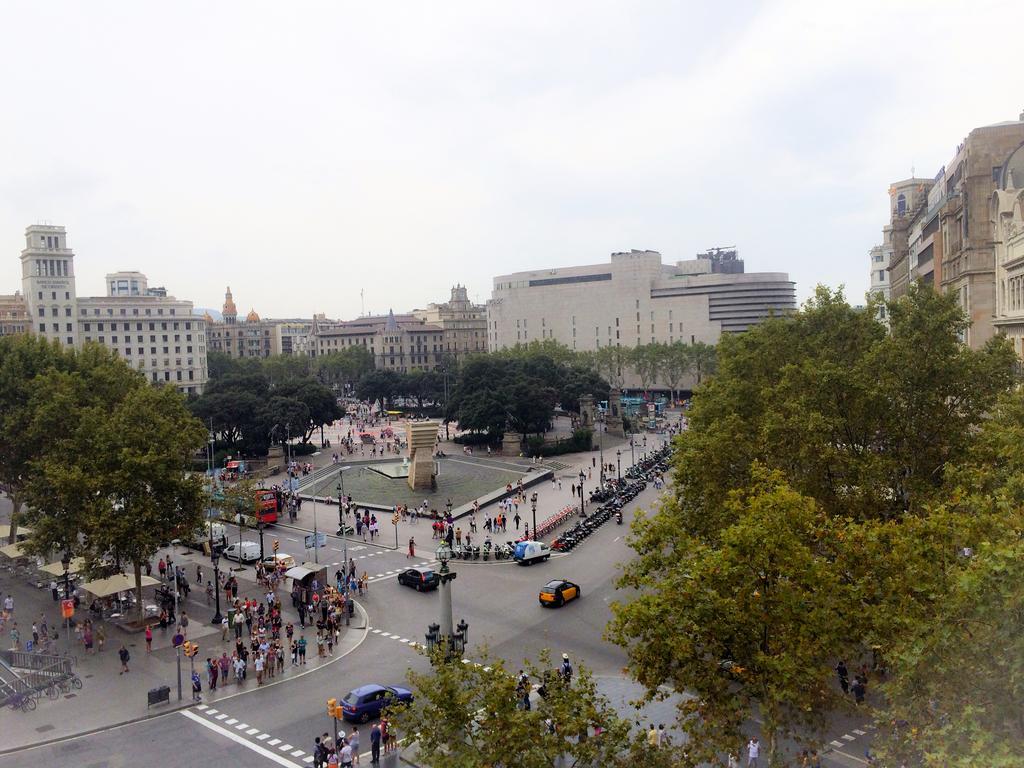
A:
526;428;593;457
454;432;503;447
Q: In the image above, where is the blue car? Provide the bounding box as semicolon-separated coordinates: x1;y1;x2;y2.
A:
341;684;414;723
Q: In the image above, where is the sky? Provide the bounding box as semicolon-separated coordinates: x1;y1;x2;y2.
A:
1;1;1022;318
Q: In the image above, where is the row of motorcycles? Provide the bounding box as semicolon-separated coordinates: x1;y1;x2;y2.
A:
552;446;673;552
449;539;516;561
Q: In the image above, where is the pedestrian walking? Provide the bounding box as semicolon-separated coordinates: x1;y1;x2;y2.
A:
370;723;381;765
349;727;360;765
407;537;415;559
835;660;849;694
118;644;130;674
747;737;760;768
191;670;202;701
514;512;521;530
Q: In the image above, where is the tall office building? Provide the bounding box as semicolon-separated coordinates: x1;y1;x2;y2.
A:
487;248;795;353
18;224;208;394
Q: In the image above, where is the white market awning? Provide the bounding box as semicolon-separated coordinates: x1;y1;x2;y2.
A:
39;557;87;576
79;574;160;598
0;524;32;539
0;542;30;559
285;565;316;581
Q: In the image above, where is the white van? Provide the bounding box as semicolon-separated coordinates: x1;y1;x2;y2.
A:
514;541;551;565
223;541;260;563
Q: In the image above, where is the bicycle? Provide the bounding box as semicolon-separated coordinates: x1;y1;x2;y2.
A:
7;691;37;712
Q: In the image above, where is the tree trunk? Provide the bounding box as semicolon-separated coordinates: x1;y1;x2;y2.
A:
134;561;144;622
7;490;22;545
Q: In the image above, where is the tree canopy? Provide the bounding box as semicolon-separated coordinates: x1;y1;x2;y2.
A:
7;342;207;618
610;285;1022;765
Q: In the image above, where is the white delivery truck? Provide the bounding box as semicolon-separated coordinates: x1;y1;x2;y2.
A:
513;540;551;565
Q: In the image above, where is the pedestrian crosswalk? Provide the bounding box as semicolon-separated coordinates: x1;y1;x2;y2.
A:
189;704;377;765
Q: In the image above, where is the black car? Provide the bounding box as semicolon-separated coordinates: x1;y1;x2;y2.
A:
397;568;440;592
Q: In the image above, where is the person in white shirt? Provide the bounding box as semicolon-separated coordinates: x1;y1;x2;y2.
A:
747;737;760;767
339;740;353;767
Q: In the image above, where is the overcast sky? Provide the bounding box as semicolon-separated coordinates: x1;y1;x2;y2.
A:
1;1;1022;318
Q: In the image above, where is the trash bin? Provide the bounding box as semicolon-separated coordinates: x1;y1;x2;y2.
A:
147;685;171;707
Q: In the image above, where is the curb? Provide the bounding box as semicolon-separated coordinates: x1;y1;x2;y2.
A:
0;601;372;756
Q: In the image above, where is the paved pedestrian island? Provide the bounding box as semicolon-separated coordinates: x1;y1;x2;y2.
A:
302;454;536;511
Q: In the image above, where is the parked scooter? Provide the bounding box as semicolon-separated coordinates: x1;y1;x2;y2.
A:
616;511;623;525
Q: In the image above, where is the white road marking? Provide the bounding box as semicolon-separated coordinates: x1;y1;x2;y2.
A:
216;713;228;720
225;718;237;725
205;708;218;715
180;710;302;768
852;729;866;735
247;728;260;735
257;733;270;740
841;734;855;741
291;750;305;757
268;738;281;746
303;757;314;764
830;740;844;747
399;638;409;643
196;704;208;710
234;722;248;729
372;629;382;634
279;743;293;751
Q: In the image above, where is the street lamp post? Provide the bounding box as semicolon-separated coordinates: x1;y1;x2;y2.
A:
616;449;621;481
211;550;223;625
597;412;605;487
530;492;538;541
578;470;586;516
425;542;468;663
630;436;635;466
61;551;71;653
257;520;265;564
312;492;319;564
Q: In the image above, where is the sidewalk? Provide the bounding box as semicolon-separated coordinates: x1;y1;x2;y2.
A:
0;530;369;752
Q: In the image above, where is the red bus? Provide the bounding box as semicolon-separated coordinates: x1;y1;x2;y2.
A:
254;490;279;525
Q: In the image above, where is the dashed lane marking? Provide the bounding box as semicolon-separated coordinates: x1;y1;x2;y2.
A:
196;704;208;710
257;733;270;740
841;734;855;742
247;728;260;735
852;729;866;735
291;750;305;757
234;722;248;729
830;740;844;748
268;738;281;746
279;743;294;751
225;718;237;725
216;713;228;720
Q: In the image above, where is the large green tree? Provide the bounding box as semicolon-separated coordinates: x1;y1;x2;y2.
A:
610;468;852;765
0;334;74;543
21;344;207;618
393;648;660;768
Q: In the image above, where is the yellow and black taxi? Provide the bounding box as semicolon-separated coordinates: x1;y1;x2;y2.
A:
538;579;580;608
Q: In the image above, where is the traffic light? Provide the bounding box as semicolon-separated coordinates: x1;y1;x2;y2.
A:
183;641;198;657
327;698;337;717
392;512;400;526
273;539;280;553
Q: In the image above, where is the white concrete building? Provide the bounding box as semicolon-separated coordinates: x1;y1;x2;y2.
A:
992;140;1024;359
19;224;208;395
869;231;893;322
487;249;795;353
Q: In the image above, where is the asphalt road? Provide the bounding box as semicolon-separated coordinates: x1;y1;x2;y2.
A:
2;481;876;767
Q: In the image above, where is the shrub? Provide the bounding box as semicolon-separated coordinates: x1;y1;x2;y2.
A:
526;428;593;457
454;431;503;446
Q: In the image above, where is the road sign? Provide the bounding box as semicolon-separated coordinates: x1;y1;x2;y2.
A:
304;532;327;550
60;599;74;619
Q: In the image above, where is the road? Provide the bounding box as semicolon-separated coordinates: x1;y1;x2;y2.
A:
2;480;875;767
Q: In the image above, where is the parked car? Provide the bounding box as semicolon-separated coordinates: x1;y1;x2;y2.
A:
397;568;440;592
222;541;260;563
340;684;413;722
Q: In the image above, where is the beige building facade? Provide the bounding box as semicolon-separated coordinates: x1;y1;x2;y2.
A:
206;287;283;359
0;292;29;337
992;140;1024;358
487;249;795;353
411;285;487;361
18;224;208;394
311;310;444;373
881;113;1024;348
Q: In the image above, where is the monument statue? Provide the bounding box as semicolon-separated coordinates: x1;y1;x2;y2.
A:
406;420;440;490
